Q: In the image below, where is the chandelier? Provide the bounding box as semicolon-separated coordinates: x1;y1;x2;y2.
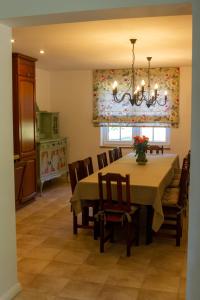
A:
112;39;168;108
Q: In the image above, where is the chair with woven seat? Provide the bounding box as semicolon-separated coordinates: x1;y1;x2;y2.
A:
147;145;164;154
169;156;189;188
97;172;140;256
97;152;108;170
161;166;188;246
68;159;98;238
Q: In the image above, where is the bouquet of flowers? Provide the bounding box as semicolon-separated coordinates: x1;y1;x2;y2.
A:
133;135;149;164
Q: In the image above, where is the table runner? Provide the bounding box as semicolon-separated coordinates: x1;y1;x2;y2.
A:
70;153;179;231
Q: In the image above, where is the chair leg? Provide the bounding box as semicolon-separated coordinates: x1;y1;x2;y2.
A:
73;211;78;235
176;214;181;246
110;224;115;243
146;206;153;244
82;206;89;226
126;222;131;257
100;219;105;253
93;203;100;240
135;210;140;246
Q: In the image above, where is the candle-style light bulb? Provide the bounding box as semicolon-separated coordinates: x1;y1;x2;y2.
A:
112;81;118;89
164;91;168;96
112;81;118;95
154;83;158;90
141;80;145;86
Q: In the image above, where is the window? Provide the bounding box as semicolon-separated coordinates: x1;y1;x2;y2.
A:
101;126;170;146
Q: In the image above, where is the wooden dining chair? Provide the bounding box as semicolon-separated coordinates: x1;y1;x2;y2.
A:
147;145;164;154
109;148;119;163
108;149;115;163
160;167;188;246
68;160;98;238
80;156;94;177
97;152;108;170
97;172;140;256
117;147;123;158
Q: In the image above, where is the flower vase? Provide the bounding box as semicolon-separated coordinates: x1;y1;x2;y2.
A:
136;151;147;165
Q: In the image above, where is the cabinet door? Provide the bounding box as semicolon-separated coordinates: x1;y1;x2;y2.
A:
22;158;37;202
14;161;26;208
19;77;36;157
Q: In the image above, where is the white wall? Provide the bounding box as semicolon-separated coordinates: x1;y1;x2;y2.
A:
49;70;100;169
36;68;51;111
49;67;191;169
170;66;191;161
0;24;20;299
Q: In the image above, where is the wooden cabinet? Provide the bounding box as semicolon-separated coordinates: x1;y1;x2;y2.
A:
12;53;37;205
21;157;37;202
14;160;26;209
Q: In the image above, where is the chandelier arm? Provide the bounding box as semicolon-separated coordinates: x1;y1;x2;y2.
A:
155;98;167;106
134;93;146;106
113;92;132;103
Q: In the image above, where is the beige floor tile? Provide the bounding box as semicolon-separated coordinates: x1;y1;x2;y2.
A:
60;279;103;299
41;261;79;278
17;272;36;287
96;284;139;300
15;178;187;300
85;253;119;267
71;264;109;283
18;258;51;274
142;273;180;293
137;289;178;300
105;268;145;288
17;234;47;248
26;274;69;295
39;236;70;249
23;246;61;260
179;278;186;297
14;288;52;300
149;251;186;274
54;248;90;264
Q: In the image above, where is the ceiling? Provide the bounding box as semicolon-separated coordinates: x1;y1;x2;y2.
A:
12;15;192;70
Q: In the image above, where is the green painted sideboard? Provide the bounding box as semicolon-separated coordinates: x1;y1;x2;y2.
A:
36;111;67;193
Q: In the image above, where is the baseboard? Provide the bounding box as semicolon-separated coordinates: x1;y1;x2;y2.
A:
0;282;21;300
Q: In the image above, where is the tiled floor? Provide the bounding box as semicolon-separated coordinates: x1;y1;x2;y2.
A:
15;177;187;300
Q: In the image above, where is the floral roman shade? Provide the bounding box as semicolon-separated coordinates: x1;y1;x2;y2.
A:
93;67;179;128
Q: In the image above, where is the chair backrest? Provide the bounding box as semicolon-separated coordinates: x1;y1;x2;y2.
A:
14;160;26;204
178;166;189;207
97;152;108;170
98;172;131;210
147;145;164;154
108;149;115;163
68;160;84;193
117;147;123;158
80;157;94;177
109;148;121;163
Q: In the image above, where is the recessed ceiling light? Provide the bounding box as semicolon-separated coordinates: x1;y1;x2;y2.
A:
11;39;15;43
40;50;45;54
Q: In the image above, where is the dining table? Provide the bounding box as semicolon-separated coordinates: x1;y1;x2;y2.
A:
70;152;179;233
